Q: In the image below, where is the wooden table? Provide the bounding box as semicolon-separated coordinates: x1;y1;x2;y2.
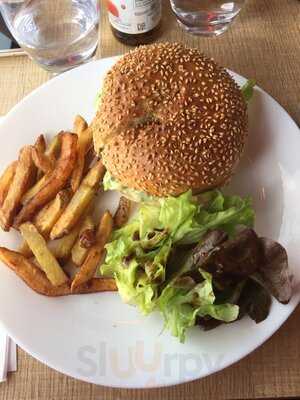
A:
0;1;299;399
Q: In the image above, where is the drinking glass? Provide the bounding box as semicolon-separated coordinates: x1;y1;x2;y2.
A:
170;0;246;36
0;0;100;73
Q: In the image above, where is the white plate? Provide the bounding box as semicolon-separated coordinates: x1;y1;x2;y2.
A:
0;57;299;388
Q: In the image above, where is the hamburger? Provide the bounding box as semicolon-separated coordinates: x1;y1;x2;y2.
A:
95;44;292;342
91;42;248;200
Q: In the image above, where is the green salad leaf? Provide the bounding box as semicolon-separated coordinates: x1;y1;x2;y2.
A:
159;270;239;342
178;191;255;244
241;79;256;102
159;191;198;242
94;90;102;109
101;190;254;326
101;186;292;341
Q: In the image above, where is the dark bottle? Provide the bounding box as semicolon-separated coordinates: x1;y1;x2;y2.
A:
107;0;162;46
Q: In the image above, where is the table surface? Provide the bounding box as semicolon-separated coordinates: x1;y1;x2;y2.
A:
0;1;299;399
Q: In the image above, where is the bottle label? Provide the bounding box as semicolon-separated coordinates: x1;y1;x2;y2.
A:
107;0;161;35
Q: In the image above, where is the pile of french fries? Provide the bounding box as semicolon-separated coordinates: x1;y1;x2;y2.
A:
0;116;131;297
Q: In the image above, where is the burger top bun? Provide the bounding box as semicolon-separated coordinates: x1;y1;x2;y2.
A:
92;42;247;197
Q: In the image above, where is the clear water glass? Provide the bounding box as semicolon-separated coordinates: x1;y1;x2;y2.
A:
170;0;246;36
0;0;100;73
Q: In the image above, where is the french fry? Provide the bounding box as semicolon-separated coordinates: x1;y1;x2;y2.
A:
0;247;117;296
34;134;46;154
47;200;94;260
71;215;95;266
79;228;96;249
50;160;105;240
0;146;35;231
72;278;117;294
114;196;131;228
0;245;117;296
19;241;33;258
19;222;68;286
71;115;93;192
34;135;47;179
71;211;113;291
0;247;70;296
19;189;71;257
73;114;88;134
34;189;71;236
33;132;61;187
49;223;81;259
83;147;97;175
0;161;18;207
21;174;49;205
31;146;55;175
45;133;61;159
14;132;77;227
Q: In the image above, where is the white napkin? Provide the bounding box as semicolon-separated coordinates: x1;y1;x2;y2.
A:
0;116;17;382
0;326;17;382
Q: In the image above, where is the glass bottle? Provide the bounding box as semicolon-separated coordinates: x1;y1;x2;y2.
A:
107;0;161;46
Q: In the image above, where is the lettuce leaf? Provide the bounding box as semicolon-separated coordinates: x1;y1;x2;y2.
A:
159;270;239;342
179;191;254;244
241;79;256;102
159;191;198;242
101;189;254;333
257;237;292;304
237;278;271;323
94;89;103;110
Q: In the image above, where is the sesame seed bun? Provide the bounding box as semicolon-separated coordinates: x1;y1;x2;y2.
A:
92;42;247;197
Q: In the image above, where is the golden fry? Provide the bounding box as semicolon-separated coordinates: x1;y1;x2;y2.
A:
34;189;71;236
20;189;68;259
0;161;17;207
83;146;97;175
72;278;117;294
79;229;95;249
14;132;77;227
34;135;47;179
0;247;117;296
114;196;131;228
34;134;46;154
21;174;49;205
0;146;35;231
0;247;70;296
45;133;61;159
71;211;113;291
18;241;33;258
20;222;68;286
50;160;105;240
73;114;88;134
19;189;71;257
31;146;55;175
71;215;95;266
49;223;81;259
71;115;93;192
